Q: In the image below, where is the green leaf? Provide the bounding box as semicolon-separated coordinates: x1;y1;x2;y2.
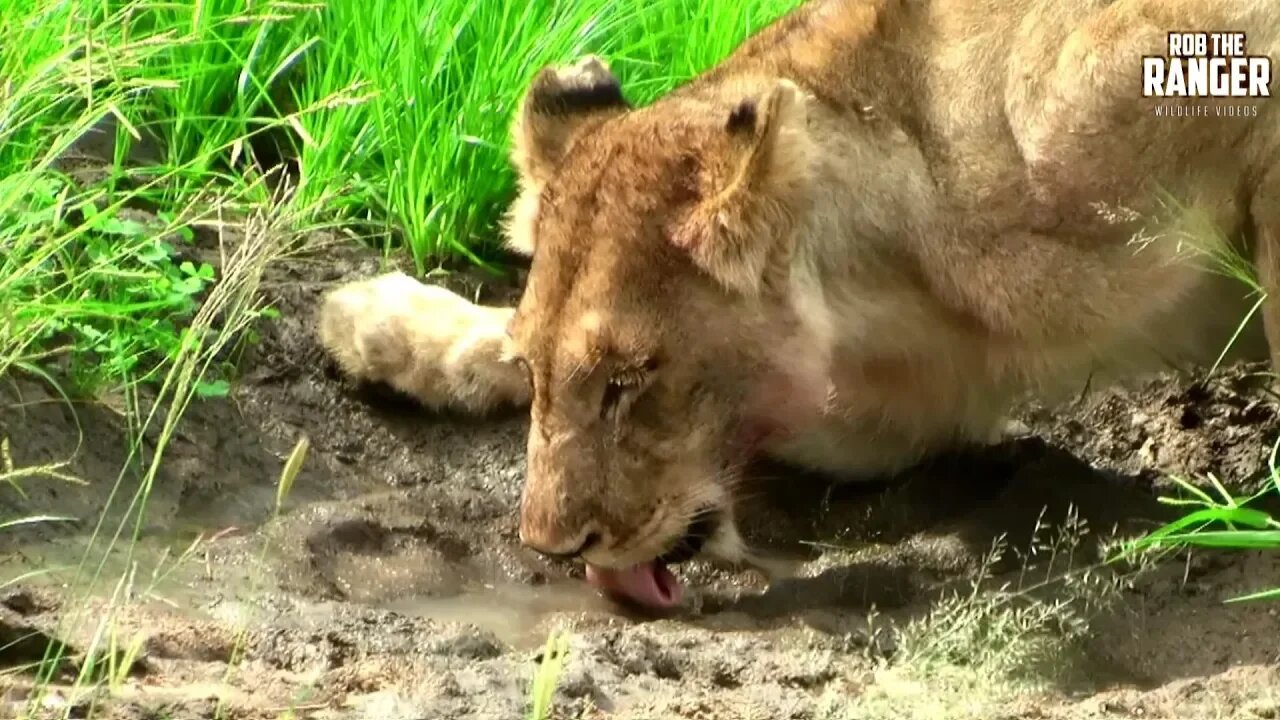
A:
170;277;205;296
1226;586;1280;603
0;515;77;531
1143;529;1280;549
134;246;169;265
195;379;230;398
99;217;147;237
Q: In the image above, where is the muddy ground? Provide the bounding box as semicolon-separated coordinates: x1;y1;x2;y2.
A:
2;236;1280;720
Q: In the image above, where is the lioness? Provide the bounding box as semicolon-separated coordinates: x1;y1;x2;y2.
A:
321;0;1280;611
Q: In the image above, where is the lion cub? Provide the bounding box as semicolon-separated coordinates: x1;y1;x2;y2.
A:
317;272;528;413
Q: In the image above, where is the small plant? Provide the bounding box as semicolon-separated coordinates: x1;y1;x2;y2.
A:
1116;437;1280;603
895;509;1132;680
213;434;310;720
527;630;572;720
5;186;219;395
1104;182;1280;602
820;508;1151;720
93;625;147;695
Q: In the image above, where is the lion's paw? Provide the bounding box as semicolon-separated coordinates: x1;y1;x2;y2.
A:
317;272;529;414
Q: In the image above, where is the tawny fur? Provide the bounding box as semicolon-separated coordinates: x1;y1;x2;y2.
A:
319;0;1280;574
317;272;529;414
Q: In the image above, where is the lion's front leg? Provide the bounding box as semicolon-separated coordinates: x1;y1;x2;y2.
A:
317;272;530;414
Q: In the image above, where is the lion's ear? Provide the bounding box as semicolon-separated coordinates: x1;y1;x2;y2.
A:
675;80;814;297
511;56;630;186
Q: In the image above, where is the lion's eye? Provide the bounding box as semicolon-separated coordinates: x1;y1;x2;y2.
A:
601;358;658;422
601;378;632;421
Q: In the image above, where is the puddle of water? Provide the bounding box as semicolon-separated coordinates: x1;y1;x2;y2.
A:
381;578;614;649
4;528;256;613
9;526;622;652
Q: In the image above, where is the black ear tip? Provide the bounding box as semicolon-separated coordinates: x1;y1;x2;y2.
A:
528;60;627;117
537;81;625;116
726;99;758;134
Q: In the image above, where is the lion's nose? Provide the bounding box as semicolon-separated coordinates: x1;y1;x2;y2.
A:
519;519;604;560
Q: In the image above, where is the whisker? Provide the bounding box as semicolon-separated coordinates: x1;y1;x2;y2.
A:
564;348;602;385
725;488;767;506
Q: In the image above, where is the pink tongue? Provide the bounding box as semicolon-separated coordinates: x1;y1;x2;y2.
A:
584;561;683;610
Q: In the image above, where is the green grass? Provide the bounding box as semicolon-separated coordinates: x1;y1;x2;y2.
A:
0;0;308;400
3;182;223;395
4;0;802;276
288;0;803;270
3;0;802;399
1110;189;1280;604
527;630;573;720
1116;438;1280;603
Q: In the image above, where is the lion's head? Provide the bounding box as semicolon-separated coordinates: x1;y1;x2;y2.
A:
501;57;832;610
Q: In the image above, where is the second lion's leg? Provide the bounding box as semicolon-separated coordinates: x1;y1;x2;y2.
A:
317;272;530;414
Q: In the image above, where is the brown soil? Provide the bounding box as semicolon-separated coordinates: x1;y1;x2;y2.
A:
2;237;1279;720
